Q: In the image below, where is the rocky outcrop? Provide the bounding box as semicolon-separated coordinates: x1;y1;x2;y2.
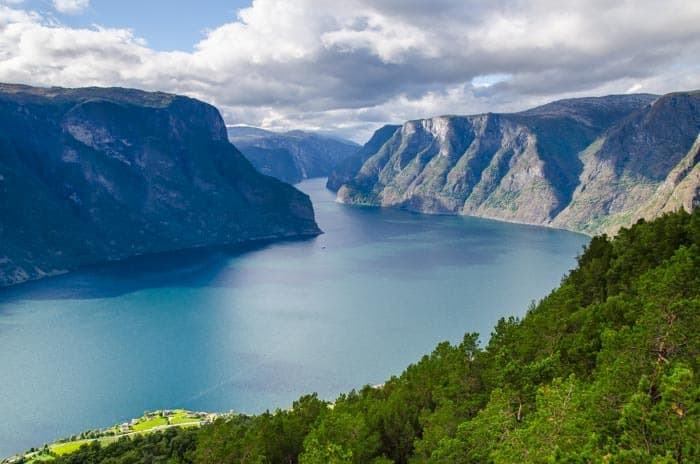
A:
0;84;321;287
335;92;700;234
228;126;359;184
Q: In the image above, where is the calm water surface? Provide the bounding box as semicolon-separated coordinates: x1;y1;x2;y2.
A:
0;178;588;456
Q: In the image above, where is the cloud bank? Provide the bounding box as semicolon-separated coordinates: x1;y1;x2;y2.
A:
0;0;699;141
52;0;89;14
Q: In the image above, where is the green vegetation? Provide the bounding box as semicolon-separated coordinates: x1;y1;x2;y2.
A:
131;416;168;431
11;208;700;463
5;410;213;464
51;441;93;456
170;411;204;426
49;428;199;464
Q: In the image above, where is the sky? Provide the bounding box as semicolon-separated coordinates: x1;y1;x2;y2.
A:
0;0;699;142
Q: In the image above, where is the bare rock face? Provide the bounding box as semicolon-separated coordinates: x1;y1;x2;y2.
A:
0;84;321;287
336;92;700;235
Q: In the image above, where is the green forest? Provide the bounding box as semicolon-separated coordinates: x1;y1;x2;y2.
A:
47;209;700;463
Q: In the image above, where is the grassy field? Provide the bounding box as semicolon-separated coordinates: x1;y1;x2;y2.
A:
169;412;201;425
51;440;91;456
25;455;54;463
131;416;167;431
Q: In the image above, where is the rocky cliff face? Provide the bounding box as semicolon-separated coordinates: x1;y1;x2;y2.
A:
228;126;359;184
335;92;700;234
553;91;700;233
0;84;321;287
326;124;401;191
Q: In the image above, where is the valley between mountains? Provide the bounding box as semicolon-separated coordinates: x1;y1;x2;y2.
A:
1;82;700;464
1;84;698;289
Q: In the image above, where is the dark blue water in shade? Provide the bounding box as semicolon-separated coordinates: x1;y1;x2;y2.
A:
0;178;589;457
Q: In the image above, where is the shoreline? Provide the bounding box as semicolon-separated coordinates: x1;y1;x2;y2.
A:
1;409;225;463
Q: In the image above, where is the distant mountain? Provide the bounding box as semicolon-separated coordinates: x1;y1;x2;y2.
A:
333;91;700;234
0;84;321;287
228;126;359;184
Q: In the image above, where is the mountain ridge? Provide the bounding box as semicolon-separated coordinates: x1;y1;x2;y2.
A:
333;91;700;234
0;84;321;287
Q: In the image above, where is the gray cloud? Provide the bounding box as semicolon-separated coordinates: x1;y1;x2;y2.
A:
0;0;698;142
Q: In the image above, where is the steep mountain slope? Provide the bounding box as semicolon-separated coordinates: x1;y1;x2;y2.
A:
0;84;321;287
335;92;700;234
553;91;700;233
227;126;359;183
326;124;401;190
635;133;700;220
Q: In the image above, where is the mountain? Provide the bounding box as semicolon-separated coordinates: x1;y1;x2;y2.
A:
0;84;321;287
227;126;359;184
334;91;700;234
553;91;700;233
326;124;401;191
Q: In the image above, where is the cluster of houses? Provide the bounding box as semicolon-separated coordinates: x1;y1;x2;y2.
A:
119;418;140;433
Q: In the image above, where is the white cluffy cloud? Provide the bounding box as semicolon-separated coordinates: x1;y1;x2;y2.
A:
52;0;89;14
0;0;699;142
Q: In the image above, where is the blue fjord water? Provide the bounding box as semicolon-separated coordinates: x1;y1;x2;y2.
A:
0;178;588;456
